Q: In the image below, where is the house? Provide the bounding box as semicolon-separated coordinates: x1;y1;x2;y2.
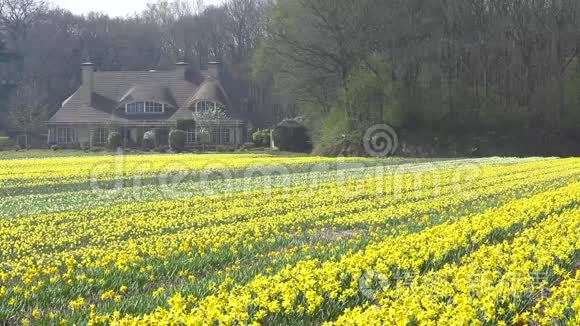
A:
47;62;246;147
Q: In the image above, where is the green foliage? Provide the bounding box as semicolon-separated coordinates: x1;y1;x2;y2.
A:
315;109;349;152
0;136;10;148
262;130;271;147
169;130;187;153
272;125;312;153
563;63;580;127
346;54;403;128
155;146;169;154
176;119;195;131
252;46;276;87
107;132;123;150
306;55;403;153
143;131;156;150
215;145;236;153
477;93;521;130
252;130;271;147
252;130;264;146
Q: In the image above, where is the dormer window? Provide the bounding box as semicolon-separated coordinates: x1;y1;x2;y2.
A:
126;101;165;114
194;101;224;113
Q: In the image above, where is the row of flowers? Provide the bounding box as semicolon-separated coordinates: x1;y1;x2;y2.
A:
111;177;580;325
0;153;372;189
0;158;577;324
0;157;539;219
331;203;580;325
531;269;580;324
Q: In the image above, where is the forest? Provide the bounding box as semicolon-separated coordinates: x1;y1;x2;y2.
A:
1;0;580;156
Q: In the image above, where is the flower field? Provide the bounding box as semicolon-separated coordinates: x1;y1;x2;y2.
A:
0;153;578;325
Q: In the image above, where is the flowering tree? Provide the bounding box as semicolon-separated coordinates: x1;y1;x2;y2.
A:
143;130;156;148
192;107;230;144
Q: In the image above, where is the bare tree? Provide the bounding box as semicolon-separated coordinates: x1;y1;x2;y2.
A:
0;0;46;47
7;80;48;142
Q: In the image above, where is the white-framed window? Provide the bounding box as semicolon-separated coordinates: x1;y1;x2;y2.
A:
186;128;196;144
194;101;224;113
210;127;220;144
222;128;231;144
94;128;108;144
126;101;165;114
126;102;144;113
145;101;163;113
57;128;77;144
206;127;231;144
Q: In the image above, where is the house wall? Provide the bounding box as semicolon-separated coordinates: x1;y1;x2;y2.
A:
232;126;244;145
49;125;101;146
48;123;246;147
78;127;90;144
129;128;138;143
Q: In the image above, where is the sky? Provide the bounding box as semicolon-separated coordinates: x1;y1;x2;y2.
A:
51;0;225;17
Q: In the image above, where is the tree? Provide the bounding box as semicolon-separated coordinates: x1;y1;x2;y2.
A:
0;0;47;50
254;0;580;154
224;0;265;62
0;0;577;154
192;106;230;144
0;38;13;62
0;39;16;131
7;81;48;142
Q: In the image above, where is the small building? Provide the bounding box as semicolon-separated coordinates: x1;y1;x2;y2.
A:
47;62;246;147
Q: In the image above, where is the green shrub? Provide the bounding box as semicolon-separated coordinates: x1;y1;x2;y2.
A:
215;145;236;152
107;132;123;150
155;146;169;153
0;136;10;148
252;130;271;147
169;130;187;153
176;119;195;131
272;125;312;152
143;130;156;150
252;130;264;146
317;109;349;152
240;142;257;151
262;130;271;147
51;144;61;151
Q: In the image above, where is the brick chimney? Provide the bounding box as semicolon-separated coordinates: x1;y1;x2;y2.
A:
207;61;220;79
175;62;188;79
81;62;94;105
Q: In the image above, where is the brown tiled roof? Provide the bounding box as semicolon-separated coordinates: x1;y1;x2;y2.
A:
169;107;195;121
48;90;114;124
94;71;194;107
48;104;114;124
48;68;237;125
119;83;177;107
185;78;231;109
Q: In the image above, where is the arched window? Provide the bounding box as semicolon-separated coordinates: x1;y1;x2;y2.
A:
194;101;224;113
126;101;166;114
